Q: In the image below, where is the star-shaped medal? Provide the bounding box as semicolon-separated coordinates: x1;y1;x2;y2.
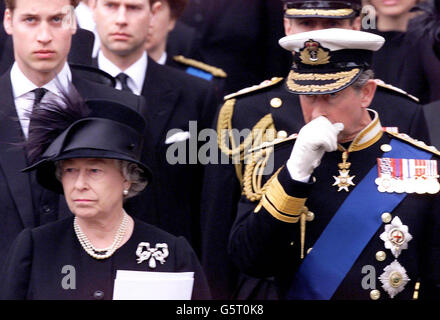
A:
333;169;356;192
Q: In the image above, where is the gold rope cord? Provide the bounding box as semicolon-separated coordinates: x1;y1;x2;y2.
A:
217;98;276;184
285;8;354;17
243;144;283;202
173;55;227;78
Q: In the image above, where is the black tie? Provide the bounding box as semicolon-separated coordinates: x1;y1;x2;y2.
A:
33;87;48;108
115;73;132;92
29;88;48;136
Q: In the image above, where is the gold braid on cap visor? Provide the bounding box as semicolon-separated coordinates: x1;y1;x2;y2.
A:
286;68;360;93
285;8;354;17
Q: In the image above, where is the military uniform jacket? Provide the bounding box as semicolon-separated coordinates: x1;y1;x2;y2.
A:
0;216;211;300
200;77;430;299
228;115;440;300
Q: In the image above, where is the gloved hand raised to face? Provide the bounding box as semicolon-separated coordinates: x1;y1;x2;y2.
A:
287;116;344;182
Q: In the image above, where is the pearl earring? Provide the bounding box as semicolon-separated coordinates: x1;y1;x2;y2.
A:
123;189;129;196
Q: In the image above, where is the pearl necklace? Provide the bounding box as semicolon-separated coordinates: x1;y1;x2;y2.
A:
73;212;129;260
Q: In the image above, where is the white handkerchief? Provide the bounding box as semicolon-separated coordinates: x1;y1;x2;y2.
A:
165;131;191;144
113;270;194;300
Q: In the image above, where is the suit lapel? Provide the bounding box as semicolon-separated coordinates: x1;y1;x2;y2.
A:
0;72;35;228
141;58;179;147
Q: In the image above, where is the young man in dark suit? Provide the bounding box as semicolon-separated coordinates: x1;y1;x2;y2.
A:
0;0;147;269
90;0;218;256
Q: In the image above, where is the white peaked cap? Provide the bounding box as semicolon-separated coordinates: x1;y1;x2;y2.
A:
279;28;385;52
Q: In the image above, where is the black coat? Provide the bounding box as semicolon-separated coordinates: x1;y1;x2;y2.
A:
422;100;440;150
200;78;431;299
369;30;407;88
0;216;211;300
398;35;440;104
0;67;147;270
228;131;440;300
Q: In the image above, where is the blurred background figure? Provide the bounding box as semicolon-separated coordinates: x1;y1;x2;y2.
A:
146;0;227;100
363;0;420;86
146;0;188;63
399;0;440;104
171;0;291;94
75;0;101;58
407;0;440;148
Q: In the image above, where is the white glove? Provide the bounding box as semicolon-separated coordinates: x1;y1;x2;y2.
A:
287;116;344;182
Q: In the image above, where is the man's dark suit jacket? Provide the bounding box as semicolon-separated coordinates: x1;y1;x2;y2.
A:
0;66;147;269
95;57;219;256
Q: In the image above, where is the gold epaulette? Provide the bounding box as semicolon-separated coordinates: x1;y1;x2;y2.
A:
385;131;440;156
173;55;227;78
374;79;420;103
224;77;284;100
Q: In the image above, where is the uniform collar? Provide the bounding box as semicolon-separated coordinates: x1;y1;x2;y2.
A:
339;108;383;153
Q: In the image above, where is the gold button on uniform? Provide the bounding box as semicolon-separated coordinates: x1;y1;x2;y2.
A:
306;211;315;222
370;289;381;300
306;248;313;254
380;144;392;152
277;130;288;139
376;251;386;261
381;212;392;223
270;97;282;108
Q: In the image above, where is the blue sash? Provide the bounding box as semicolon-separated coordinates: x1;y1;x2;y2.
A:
286;139;432;300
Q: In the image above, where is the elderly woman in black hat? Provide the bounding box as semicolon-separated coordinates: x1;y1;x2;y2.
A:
0;90;210;300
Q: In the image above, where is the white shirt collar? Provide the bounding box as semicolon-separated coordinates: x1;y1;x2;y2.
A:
97;51;147;95
10;62;72;139
10;61;72;99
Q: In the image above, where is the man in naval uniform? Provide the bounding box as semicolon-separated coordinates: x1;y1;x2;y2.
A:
228;28;440;300
200;0;431;300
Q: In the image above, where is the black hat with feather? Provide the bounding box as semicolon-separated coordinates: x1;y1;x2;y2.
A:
23;84;152;194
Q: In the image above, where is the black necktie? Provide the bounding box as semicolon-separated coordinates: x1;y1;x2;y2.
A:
32;87;48;108
115;73;132;92
29;88;48;137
